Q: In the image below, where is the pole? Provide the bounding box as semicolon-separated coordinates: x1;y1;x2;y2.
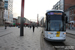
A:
20;0;25;36
63;0;65;12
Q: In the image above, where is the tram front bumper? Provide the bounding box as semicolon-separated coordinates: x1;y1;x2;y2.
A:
45;37;66;42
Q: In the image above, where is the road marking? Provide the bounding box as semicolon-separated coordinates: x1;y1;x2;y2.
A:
0;32;12;37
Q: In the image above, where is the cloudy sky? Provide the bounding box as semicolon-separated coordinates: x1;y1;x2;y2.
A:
13;0;59;21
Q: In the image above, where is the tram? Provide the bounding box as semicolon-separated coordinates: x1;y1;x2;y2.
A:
44;10;67;42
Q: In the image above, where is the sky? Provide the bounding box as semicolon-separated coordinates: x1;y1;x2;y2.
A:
13;0;59;22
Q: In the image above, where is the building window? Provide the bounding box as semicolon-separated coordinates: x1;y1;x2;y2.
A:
72;10;73;14
4;2;8;10
70;10;72;15
74;10;75;14
73;17;75;21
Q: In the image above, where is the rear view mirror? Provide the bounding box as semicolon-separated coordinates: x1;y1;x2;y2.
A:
66;17;68;23
64;13;68;23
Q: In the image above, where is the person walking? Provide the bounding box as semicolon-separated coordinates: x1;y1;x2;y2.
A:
30;25;31;29
33;25;35;32
5;25;7;29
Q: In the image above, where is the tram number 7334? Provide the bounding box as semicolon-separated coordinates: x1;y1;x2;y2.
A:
43;10;68;42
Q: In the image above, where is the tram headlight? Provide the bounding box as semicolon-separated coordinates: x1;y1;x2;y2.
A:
48;32;51;34
48;32;53;34
64;32;66;34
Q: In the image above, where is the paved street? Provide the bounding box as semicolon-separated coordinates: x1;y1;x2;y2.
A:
66;29;75;35
0;27;42;50
0;27;75;50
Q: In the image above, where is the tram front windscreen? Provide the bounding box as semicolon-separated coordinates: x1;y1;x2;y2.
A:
46;12;66;31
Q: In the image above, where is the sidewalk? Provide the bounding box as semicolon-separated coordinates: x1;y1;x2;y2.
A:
66;29;75;35
0;27;41;50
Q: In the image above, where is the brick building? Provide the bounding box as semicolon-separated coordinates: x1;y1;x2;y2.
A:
0;0;4;26
65;0;75;29
65;0;75;11
66;5;75;29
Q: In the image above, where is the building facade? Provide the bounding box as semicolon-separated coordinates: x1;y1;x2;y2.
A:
66;5;75;29
65;0;75;11
17;16;30;26
4;0;13;25
65;0;75;29
52;0;64;10
39;17;44;26
53;0;75;11
0;0;4;26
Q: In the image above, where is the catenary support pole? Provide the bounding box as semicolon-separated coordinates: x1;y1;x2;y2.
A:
20;0;25;36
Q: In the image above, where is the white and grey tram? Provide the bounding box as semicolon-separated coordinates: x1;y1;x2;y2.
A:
43;10;67;42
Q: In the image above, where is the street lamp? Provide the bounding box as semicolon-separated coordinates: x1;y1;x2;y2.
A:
20;0;25;36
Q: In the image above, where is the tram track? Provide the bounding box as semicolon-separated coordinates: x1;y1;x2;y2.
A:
43;36;70;50
66;33;75;39
41;29;74;50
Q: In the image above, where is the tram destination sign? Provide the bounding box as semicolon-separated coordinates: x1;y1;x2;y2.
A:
47;12;62;15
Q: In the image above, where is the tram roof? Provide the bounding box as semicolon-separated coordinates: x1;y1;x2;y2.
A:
46;10;64;13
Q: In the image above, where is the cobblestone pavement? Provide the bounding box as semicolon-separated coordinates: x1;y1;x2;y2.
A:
0;27;42;50
66;29;75;35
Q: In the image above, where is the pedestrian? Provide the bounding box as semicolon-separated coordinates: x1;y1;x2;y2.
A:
33;25;35;32
72;23;74;29
30;25;31;29
5;25;7;29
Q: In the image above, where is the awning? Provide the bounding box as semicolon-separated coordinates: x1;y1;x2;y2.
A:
16;23;30;25
5;21;13;24
24;23;30;25
16;23;20;25
70;21;74;23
